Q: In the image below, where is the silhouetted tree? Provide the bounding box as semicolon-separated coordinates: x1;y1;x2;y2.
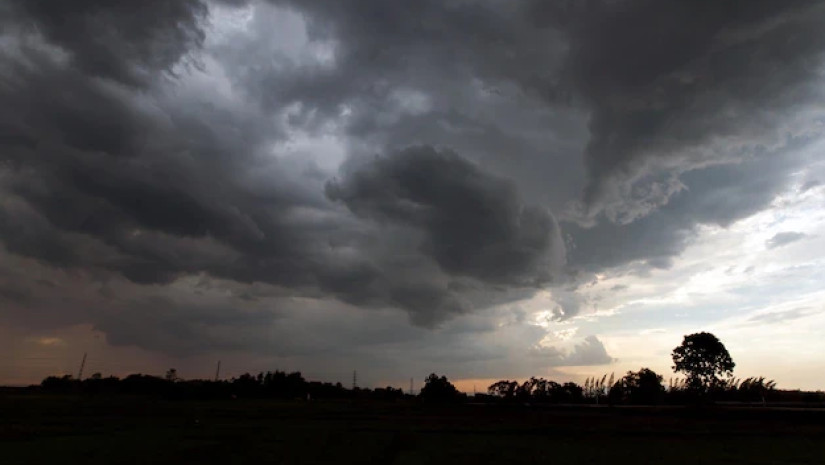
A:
609;368;665;405
419;373;461;402
486;378;585;404
561;382;584;403
261;370;306;398
531;378;552;402
488;380;519;400
122;374;169;396
517;379;534;401
41;375;77;392
233;373;261;397
526;378;550;402
373;386;405;401
672;332;734;393
82;374;120;395
165;368;178;382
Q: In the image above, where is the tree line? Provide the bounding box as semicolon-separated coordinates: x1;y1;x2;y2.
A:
480;332;820;405
34;332;825;405
40;369;407;401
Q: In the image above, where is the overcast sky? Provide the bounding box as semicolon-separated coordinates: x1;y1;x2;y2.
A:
2;0;825;390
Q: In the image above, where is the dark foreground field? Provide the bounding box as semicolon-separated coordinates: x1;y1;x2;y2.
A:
2;394;824;464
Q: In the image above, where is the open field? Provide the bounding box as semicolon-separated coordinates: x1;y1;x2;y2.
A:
2;394;824;464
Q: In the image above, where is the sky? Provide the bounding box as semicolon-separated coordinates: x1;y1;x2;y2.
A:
1;0;825;391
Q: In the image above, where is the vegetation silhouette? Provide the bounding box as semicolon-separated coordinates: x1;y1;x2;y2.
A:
29;332;825;406
672;332;735;393
487;377;583;403
38;370;405;402
608;368;665;405
419;373;463;403
15;333;825;465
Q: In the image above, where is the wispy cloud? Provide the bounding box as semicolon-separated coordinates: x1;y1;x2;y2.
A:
747;307;821;325
766;232;807;249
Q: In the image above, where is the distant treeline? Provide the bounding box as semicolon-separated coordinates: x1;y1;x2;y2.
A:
34;368;825;406
39;370;405;402
485;370;824;405
30;332;825;406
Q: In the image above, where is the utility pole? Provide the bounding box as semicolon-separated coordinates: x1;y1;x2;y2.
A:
409;378;414;395
77;352;87;380
352;370;357;390
214;361;221;381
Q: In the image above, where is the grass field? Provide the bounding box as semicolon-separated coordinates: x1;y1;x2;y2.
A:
2;394;824;464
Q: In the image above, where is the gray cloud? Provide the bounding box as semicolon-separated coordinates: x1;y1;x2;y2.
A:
0;9;566;336
326;145;565;286
747;307;820;325
566;137;817;272
531;1;825;222
263;0;825;272
1;0;824;382
264;0;825;224
562;335;616;366
531;335;615;367
6;0;209;88
801;180;821;192
766;232;807;250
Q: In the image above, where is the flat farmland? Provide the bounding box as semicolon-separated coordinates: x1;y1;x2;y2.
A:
2;395;824;464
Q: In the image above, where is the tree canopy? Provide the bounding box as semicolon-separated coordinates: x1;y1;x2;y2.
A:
419;373;462;402
609;368;665;405
487;377;584;403
672;332;735;391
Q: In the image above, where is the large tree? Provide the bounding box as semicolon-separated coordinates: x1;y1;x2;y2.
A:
672;332;735;391
419;373;462;402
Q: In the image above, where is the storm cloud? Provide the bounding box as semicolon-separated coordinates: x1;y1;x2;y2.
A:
531;0;825;222
1;0;824;385
6;0;208;88
326;145;565;286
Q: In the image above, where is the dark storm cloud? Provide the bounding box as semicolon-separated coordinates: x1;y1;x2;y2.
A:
1;1;330;294
326;146;565;286
96;295;282;356
0;0;569;336
566;142;811;271
6;0;209;87
265;0;825;272
267;0;825;206
2;0;825;366
529;0;825;222
0;1;323;335
258;0;550;113
318;144;570;326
